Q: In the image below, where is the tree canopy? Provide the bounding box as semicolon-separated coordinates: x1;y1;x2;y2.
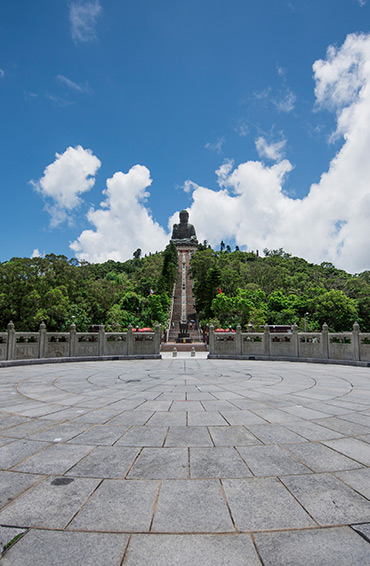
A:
190;246;369;332
1;243;369;333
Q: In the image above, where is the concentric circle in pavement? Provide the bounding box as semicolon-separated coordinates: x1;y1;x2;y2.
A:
1;359;370;565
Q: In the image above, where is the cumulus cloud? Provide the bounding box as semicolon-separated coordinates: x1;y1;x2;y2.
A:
70;165;169;262
178;33;370;273
255;136;287;161
67;33;370;272
70;0;102;43
31;249;43;258
31;145;101;226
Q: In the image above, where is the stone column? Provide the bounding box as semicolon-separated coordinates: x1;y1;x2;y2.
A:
236;324;242;355
209;324;215;355
292;324;299;358
127;324;134;355
154;324;161;354
98;324;105;356
39;322;47;358
263;324;270;357
7;321;15;360
321;322;329;359
69;323;77;357
352;322;360;361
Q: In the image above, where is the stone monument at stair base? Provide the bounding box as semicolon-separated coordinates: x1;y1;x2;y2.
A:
170;211;199;344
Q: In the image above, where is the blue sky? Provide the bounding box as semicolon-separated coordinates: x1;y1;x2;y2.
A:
1;0;370;272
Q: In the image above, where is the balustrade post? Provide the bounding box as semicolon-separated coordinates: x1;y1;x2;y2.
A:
292;324;299;358
154;324;161;354
98;324;105;356
39;322;46;358
352;321;360;361
321;322;329;359
7;321;15;360
263;324;270;357
127;324;134;355
69;322;77;357
209;324;215;354
236;324;242;355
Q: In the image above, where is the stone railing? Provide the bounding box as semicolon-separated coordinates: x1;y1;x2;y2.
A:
0;322;161;363
208;322;370;365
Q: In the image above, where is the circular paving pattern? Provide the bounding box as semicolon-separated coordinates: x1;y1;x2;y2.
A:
1;359;370;564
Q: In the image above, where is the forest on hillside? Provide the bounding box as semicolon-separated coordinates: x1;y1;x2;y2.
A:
1;243;370;333
0;243;178;332
190;245;370;332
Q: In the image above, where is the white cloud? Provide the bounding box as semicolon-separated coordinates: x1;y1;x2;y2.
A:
205;137;225;154
70;0;102;44
254;86;296;113
31;249;44;258
31;145;101;227
255;136;287;160
57;74;83;92
234;120;249;137
273;89;296;112
70;165;169;262
0;69;4;79
358;0;367;6
67;33;370;272
177;33;370;273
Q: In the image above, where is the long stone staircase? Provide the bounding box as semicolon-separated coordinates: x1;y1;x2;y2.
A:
162;247;207;352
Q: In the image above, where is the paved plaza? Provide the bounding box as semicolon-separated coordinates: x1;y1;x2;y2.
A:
1;358;370;564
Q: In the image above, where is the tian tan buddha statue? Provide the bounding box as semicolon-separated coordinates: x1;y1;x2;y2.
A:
171;210;198;244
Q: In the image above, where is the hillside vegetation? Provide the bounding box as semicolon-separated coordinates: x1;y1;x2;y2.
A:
190;246;370;332
1;244;369;333
0;243;178;332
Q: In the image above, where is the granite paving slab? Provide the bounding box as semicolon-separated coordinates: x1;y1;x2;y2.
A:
0;440;49;469
222;477;315;531
145;411;187;426
29;423;90;443
281;473;370;525
0;529;129;566
152;479;234;533
323;437;370;465
336;467;370;499
0;526;26;556
2;359;370;564
0;476;100;529
190;446;252;478
284;442;363;472
219;410;267;425
0;470;42;509
255;526;370;566
187;412;228;426
13;443;93;475
127;447;188;479
67;424;127;445
69;479;159;532
164;426;213;446
237;444;311;476
282;420;344;441
66;446;140;478
124;533;261;565
208;425;261;446
116;426;168;447
352;523;370;543
246;423;308;444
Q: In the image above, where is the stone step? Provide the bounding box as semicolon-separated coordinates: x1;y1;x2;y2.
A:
161;342;208;352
